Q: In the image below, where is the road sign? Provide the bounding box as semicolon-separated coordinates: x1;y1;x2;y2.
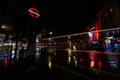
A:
28;8;40;19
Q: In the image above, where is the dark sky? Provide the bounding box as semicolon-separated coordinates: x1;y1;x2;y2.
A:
1;0;108;36
47;0;104;35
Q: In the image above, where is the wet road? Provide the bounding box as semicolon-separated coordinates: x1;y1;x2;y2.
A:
0;48;120;80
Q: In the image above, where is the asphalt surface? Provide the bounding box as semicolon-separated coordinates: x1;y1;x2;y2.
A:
0;48;120;80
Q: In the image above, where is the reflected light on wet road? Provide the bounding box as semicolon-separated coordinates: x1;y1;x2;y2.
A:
90;60;95;69
68;56;71;64
35;48;41;58
89;51;96;69
80;58;83;63
67;48;72;64
97;60;102;70
108;54;119;73
89;50;96;60
88;51;103;70
4;57;9;68
73;56;77;67
48;55;52;69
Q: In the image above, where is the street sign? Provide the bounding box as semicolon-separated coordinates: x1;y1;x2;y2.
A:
28;8;40;19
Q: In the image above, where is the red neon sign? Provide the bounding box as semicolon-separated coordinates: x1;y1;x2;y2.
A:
28;8;40;19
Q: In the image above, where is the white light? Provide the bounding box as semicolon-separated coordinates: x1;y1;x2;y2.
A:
41;27;120;40
36;39;39;42
106;37;113;39
88;32;93;38
73;45;76;50
90;27;95;30
68;56;71;63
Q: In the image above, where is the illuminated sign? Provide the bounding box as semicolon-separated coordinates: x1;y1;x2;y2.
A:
28;8;40;19
88;32;93;38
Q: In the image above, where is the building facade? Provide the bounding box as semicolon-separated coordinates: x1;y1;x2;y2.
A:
86;0;120;51
100;0;120;29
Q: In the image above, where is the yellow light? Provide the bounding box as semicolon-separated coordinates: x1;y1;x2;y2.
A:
50;32;53;35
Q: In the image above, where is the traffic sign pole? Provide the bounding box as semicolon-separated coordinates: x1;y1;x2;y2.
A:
27;7;40;55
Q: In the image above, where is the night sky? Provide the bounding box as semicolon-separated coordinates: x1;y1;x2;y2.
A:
1;0;108;36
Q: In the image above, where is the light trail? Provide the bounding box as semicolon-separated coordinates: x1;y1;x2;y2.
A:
41;27;120;40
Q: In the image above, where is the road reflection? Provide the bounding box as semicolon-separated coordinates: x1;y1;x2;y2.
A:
48;55;52;69
3;57;9;68
89;50;102;70
108;53;119;73
46;48;120;75
90;60;95;69
73;55;77;67
79;57;83;63
67;49;72;64
67;48;78;67
0;47;120;79
97;60;102;70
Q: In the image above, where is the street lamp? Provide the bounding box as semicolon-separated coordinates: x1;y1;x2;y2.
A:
49;32;53;41
67;36;71;48
49;32;53;35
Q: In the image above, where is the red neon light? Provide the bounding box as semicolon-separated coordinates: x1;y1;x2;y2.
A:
98;7;106;30
95;21;99;40
29;8;40;19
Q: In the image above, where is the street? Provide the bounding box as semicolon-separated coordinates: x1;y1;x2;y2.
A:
0;48;120;80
